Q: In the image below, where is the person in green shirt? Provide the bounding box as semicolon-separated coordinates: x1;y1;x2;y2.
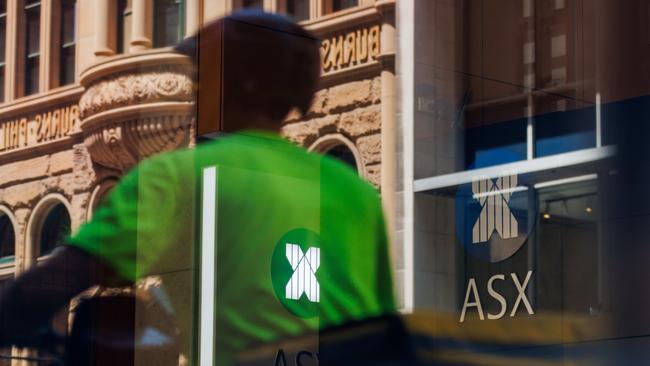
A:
0;10;395;365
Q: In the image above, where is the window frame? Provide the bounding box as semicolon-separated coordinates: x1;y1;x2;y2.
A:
277;0;313;22
0;1;7;103
322;0;359;15
21;0;41;96
0;208;17;274
52;0;76;87
152;0;186;49
115;0;132;54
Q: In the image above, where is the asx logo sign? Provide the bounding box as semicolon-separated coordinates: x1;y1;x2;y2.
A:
456;172;536;323
472;174;519;243
285;244;320;303
456;171;532;263
272;229;323;319
459;271;535;323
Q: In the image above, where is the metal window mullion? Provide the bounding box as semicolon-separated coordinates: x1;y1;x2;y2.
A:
25;2;41;11
413;146;616;193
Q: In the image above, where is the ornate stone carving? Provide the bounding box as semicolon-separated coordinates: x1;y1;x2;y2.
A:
84;114;193;172
79;53;195;171
79;65;194;120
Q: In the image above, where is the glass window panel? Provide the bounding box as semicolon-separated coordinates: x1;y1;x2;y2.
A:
242;0;263;8
332;0;358;12
25;56;39;95
414;175;602;330
325;144;358;172
61;0;75;45
59;46;75;85
26;4;40;55
39;203;71;257
465;119;527;169
0;215;14;261
537;181;599;314
59;0;76;85
153;0;182;48
0;16;5;62
116;0;129;53
286;0;309;21
535;106;596;157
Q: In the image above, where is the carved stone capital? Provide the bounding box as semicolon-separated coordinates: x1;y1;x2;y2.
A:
79;65;194;120
78;51;195;171
83;111;193;171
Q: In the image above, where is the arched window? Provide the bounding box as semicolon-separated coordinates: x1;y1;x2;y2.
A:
309;134;363;175
0;214;15;263
39;203;71;257
325;143;358;171
87;179;117;220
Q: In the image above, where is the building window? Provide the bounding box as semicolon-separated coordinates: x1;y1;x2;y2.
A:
237;0;263;9
323;0;358;14
310;134;362;174
153;0;185;48
279;0;310;22
39;203;71;257
0;1;6;103
116;0;132;53
0;214;14;264
23;0;41;96
326;144;358;171
58;0;76;86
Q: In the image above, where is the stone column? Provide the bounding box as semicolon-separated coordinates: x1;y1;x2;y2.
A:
377;0;397;247
185;0;200;37
39;0;52;93
94;0;114;56
130;0;152;51
4;0;17;101
203;0;228;22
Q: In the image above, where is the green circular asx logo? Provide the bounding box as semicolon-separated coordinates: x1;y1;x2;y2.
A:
271;228;323;319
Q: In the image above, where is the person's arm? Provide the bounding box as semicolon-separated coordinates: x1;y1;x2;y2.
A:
0;246;123;347
0;155;183;347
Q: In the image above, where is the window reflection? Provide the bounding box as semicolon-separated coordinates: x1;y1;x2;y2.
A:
23;0;41;96
58;0;76;86
0;215;14;263
39;203;71;257
153;0;184;48
537;180;599;314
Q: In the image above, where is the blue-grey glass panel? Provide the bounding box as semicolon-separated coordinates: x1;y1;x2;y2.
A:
535;107;596;157
465;119;527;169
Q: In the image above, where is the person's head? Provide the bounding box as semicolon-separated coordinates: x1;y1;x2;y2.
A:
175;10;321;134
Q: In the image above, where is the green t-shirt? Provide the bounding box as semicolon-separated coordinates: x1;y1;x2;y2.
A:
68;131;395;363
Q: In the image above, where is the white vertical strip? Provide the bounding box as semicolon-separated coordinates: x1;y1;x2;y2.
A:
398;0;415;312
526;114;534;160
200;166;217;366
596;92;602;147
290;245;296;299
315;249;319;300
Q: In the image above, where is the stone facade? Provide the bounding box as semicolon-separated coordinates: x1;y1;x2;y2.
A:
282;76;383;186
